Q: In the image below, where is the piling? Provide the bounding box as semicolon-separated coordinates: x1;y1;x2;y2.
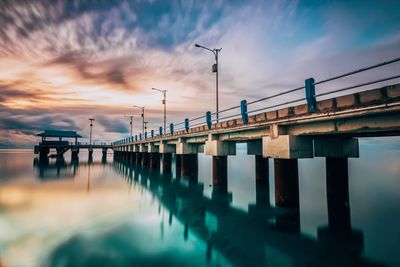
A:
326;157;351;232
255;155;270;207
162;153;172;173
212;156;228;194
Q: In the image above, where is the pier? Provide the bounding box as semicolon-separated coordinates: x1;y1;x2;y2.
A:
112;59;400;241
34;130;112;161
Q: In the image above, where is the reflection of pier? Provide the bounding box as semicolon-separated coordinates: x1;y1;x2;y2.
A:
114;157;386;266
34;130;111;161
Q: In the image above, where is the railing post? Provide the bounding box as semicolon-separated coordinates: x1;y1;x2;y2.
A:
185;118;189;132
151;130;154;138
135;135;138;141
305;78;316;113
240;100;248;125
170;123;174;135
206;111;212;130
159;127;163;136
144;132;147;139
139;133;142;140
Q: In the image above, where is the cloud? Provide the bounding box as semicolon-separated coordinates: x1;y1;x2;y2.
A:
0;0;399;147
95;115;129;134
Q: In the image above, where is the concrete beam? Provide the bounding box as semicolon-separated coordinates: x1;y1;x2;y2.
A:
263;135;313;159
159;141;176;153
247;140;262;155
176;139;198;154
148;143;159;153
133;144;140;152
314;138;359;158
139;144;148;153
205;140;236;156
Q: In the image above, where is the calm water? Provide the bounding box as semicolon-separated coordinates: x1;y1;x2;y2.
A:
0;137;399;267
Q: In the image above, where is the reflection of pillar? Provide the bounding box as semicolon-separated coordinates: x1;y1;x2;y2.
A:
175;154;182;178
162;153;172;173
150;153;160;169
326;157;351;232
255;155;269;207
184;222;189;241
71;148;79;162
212;156;228;194
274;158;299;231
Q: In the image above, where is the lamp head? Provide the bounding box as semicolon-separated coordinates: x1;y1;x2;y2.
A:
194;44;200;47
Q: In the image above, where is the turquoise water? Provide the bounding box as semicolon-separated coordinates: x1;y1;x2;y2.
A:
0;137;399;266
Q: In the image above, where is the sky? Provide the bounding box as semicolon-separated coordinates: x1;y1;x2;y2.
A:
0;0;399;147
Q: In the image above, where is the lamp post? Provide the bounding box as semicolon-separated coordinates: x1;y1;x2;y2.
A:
133;105;145;136
152;87;167;134
124;115;134;137
195;43;222;123
89;118;95;145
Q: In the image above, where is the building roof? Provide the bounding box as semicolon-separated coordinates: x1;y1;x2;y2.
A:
36;130;82;138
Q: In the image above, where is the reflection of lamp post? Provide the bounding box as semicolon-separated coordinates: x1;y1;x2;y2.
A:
195;43;222;122
124;115;134;137
133;105;145;136
89;118;95;145
152;87;167;134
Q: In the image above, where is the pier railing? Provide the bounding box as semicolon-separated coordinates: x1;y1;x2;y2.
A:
113;57;400;145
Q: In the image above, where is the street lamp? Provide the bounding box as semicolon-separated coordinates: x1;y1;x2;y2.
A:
152;87;167;134
89;118;95;146
133;105;145;136
124;115;134;137
195;43;222;122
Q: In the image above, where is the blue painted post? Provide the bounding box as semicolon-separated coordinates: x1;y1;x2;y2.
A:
185;118;189;132
144;132;147;139
170;123;174;135
305;78;316;113
159;127;163;136
240;100;248;125
151;130;154;138
206;111;212;130
135;135;138;141
139;133;142;140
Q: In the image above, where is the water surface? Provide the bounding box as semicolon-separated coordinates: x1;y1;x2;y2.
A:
0;137;399;266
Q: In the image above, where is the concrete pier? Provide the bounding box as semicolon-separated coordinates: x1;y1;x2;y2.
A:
150;153;160;169
142;153;150;167
326;157;351;232
136;152;142;166
175;154;182;177
274;158;300;230
274;159;299;209
181;154;198;178
255;155;269;207
162;153;172;173
212;156;228;195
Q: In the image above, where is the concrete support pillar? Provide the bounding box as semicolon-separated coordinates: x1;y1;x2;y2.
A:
71;148;79;162
102;148;107;161
274;158;300;231
150;153;160;169
181;154;198;178
255;155;269;207
88;148;93;162
326;157;351;232
142;153;150;167
136;152;142;166
162;153;172;173
274;159;299;209
131;152;137;165
212;156;228;195
175;154;182;178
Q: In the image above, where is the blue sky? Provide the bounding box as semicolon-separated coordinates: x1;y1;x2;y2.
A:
0;0;399;147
